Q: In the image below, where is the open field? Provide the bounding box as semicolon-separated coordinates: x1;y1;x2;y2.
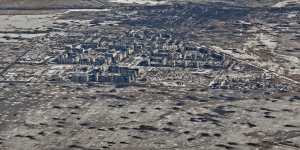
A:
0;0;299;150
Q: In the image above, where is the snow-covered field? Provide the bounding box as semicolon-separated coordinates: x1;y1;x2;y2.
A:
0;33;46;42
0;14;56;32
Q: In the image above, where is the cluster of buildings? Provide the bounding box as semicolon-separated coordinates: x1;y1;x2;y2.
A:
54;42;134;66
70;66;139;84
120;29;226;69
52;39;138;84
139;46;225;68
209;70;289;92
49;28;230;84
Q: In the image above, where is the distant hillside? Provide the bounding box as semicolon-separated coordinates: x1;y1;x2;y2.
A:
0;0;106;9
0;0;298;9
171;0;285;7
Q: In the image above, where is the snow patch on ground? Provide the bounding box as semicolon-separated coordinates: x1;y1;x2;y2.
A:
287;11;298;18
64;9;111;14
0;33;46;42
56;19;92;24
99;21;121;26
272;0;300;8
110;0;167;5
211;46;259;60
259;34;277;50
